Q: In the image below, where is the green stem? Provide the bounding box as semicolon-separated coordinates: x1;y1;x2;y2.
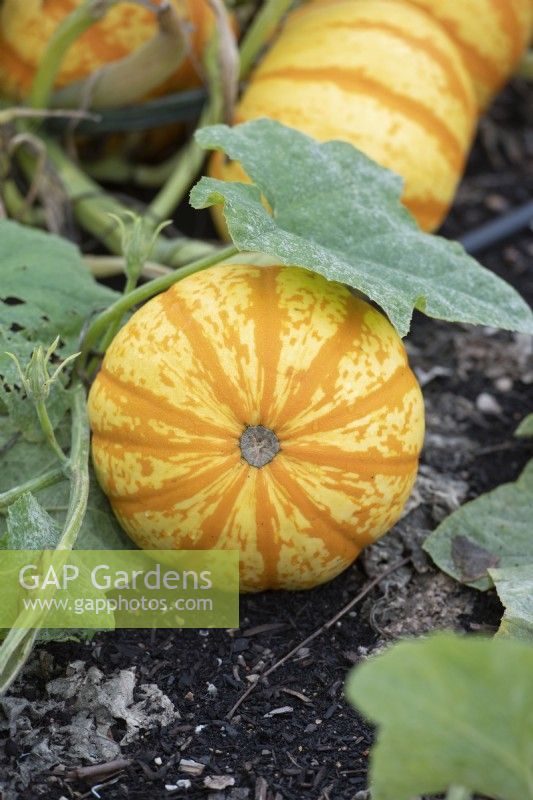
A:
0;467;66;513
18;138;126;253
147;0;238;224
154;234;218;267
35;400;68;465
147;105;215;223
84;152;180;188
238;0;294;80
83;255;172;280
0;148;44;225
0;629;40;697
0;384;90;694
97;272;140;355
18;136;218;266
0;180;45;226
80;244;238;372
28;0;118;109
56;384;90;551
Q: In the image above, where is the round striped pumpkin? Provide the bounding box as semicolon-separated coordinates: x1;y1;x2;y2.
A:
0;0;215;102
210;0;477;233
88;263;425;592
403;0;533;110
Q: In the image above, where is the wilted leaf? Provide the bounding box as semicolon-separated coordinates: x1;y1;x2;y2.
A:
345;632;533;800
490;565;533;641
191;120;533;337
423;460;533;589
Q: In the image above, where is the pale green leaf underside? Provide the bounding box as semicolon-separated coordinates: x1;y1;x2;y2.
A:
6;493;61;550
191;120;533;337
515;414;533;438
423;459;533;590
345;633;533;800
490;565;533;641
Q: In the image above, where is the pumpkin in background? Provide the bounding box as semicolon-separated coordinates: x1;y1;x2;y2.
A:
0;0;215;102
88;263;425;592
210;0;477;233
403;0;533;110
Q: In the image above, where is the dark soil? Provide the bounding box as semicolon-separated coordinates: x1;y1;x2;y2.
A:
1;80;532;800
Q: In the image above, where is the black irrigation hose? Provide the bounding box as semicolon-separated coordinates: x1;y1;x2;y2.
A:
46;87;208;134
459;200;533;255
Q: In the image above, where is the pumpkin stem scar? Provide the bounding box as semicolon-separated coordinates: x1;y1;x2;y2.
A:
240;425;281;468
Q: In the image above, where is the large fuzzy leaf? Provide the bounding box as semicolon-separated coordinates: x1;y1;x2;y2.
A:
423;460;533;590
0;219;118;348
345;633;533;800
0;415;133;551
490;565;533;641
191;120;533;337
0;221;119;437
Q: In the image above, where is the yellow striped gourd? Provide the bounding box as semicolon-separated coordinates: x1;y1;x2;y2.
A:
0;0;216;101
88;264;425;592
404;0;533;110
211;0;532;232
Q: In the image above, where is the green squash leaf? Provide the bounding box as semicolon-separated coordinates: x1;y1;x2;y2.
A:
490;565;533;641
0;415;133;551
515;414;533;438
0;219;118;349
0;221;119;437
191;120;533;337
423;459;533;590
0;327;70;442
6;493;61;550
345;632;533;800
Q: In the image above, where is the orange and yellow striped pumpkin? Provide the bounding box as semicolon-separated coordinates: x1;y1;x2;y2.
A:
404;0;533;110
88;263;425;591
211;0;478;233
210;0;533;234
0;0;216;102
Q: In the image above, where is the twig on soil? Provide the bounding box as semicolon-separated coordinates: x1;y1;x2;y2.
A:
55;758;132;782
226;556;411;720
474;440;531;457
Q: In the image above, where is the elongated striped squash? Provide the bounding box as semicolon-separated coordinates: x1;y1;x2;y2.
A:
404;0;533;110
88;263;425;592
0;0;215;101
211;0;477;233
